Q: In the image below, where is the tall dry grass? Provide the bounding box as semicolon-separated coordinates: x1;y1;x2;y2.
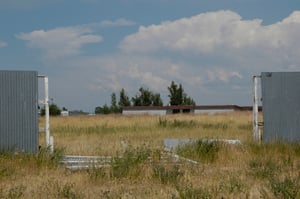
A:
1;112;299;198
42;111;253;155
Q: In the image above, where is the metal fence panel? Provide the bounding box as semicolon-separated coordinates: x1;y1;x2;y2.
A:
261;72;300;142
0;71;38;152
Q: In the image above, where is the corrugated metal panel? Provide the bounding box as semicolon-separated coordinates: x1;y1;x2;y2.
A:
261;72;300;142
0;71;38;152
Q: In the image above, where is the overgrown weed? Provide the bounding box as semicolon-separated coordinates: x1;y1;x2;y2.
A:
87;166;107;181
0;184;26;199
269;175;300;199
176;140;221;163
36;146;65;168
37;180;83;199
158;117;198;128
110;146;150;178
248;158;280;179
176;184;213;199
152;164;183;184
202;123;228;130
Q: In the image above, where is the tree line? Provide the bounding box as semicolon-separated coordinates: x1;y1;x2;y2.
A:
94;81;195;114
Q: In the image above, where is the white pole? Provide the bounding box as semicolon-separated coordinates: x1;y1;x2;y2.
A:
44;77;51;150
252;76;260;142
50;136;54;153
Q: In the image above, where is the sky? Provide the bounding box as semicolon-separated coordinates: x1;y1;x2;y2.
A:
1;0;300;112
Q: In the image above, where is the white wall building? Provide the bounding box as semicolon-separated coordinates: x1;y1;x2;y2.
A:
122;105;254;115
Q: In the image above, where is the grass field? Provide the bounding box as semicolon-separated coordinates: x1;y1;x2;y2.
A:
1;112;300;198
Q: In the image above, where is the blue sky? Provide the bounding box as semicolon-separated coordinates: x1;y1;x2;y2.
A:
1;0;300;112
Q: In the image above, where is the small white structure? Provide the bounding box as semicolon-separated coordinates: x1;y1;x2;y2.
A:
61;111;69;117
122;105;254;115
122;106;167;115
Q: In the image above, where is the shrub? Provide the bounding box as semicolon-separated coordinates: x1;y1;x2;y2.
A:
269;175;300;199
87;167;106;181
110;146;150;178
0;166;15;179
202;123;228;130
219;175;244;194
248;159;279;179
176;140;221;163
158;118;198;128
152;165;183;184
7;185;26;199
36;147;65;168
176;184;212;199
40;180;83;199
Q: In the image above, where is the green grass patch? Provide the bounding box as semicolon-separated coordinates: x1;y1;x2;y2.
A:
152;165;183;184
158;117;198;128
202;123;229;130
110;146;150;179
36;147;65;168
269;175;300;199
176;140;221;163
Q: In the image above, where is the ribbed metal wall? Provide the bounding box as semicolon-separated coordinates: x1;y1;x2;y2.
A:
261;72;300;142
0;71;38;152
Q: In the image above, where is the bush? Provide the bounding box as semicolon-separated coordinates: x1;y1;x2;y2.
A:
36;147;65;168
176;140;221;163
158;118;198;128
152;165;183;184
110;146;150;178
269;175;300;199
176;184;212;199
248;159;279;179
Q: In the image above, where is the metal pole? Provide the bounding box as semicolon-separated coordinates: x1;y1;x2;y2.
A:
44;76;50;148
253;76;260;142
38;75;53;152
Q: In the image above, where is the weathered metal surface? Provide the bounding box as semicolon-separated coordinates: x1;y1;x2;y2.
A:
60;151;200;171
261;72;300;142
60;155;112;170
0;71;38;152
253;76;261;142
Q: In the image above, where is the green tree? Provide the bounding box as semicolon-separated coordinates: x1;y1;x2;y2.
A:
110;92;120;113
41;103;61;116
118;88;131;107
94;106;103;114
183;96;196;106
131;87;163;106
168;81;195;106
102;104;110;114
152;93;163;106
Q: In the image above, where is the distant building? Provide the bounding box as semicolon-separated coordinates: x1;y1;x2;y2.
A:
61;111;69;117
122;105;257;115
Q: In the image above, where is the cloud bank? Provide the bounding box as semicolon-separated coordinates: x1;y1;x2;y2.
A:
17;26;103;59
115;10;300;95
120;10;300;59
16;10;300;109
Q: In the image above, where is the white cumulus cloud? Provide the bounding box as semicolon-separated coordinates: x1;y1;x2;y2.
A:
119;10;300;59
17;26;103;59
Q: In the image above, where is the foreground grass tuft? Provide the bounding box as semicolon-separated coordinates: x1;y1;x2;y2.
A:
176;139;221;163
152;165;183;184
36;147;65;168
110;146;150;179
